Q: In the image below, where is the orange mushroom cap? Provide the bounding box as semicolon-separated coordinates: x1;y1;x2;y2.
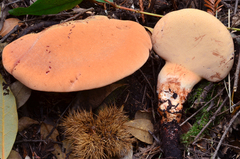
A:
2;16;152;92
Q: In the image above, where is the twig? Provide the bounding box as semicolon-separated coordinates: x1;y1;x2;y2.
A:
139;69;155;96
228;27;240;31
0;25;19;43
104;0;163;18
61;8;94;22
220;0;233;9
17;21;59;38
180;86;225;126
151;54;157;91
6;0;21;8
138;0;145;23
148;130;161;145
212;109;240;159
45;100;73;140
233;50;240;92
192;97;228;145
146;0;156;12
217;100;240;116
201;137;240;150
15;139;62;145
193;82;214;106
234;0;239;14
224;77;233;112
142;85;147;103
0;0;7;31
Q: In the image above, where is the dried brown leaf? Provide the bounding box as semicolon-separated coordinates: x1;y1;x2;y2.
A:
7;150;22;159
204;0;222;15
124;119;154;144
52;141;75;159
18;117;38;132
40;123;59;141
72;83;126;110
134;109;152;121
10;81;31;108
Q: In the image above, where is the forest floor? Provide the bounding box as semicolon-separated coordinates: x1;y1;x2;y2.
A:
1;0;240;158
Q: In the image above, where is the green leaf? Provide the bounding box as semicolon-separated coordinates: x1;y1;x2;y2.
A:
95;0;113;3
0;75;18;159
8;0;83;16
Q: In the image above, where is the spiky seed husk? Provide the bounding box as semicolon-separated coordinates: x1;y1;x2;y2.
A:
62;106;134;159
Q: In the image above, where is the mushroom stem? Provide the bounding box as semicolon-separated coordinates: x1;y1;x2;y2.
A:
157;62;201;124
157;62;201;158
161;121;182;159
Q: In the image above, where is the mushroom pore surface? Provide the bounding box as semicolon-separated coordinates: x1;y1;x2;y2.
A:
3;16;152;92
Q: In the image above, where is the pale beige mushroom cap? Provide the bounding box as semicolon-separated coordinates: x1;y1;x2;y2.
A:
152;8;234;82
3;16;152;92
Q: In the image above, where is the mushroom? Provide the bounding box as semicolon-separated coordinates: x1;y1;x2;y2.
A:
2;16;152;92
152;9;234;158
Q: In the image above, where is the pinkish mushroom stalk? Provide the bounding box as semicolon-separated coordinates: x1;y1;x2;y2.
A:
157;62;201;124
152;9;234;159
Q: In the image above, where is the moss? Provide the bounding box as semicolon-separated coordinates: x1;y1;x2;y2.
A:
181;107;211;145
181;81;218;146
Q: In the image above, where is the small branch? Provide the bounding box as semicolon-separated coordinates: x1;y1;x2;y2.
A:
228;27;240;31
212;109;240;159
193;82;214;106
233;50;240;92
201;137;240;150
138;0;145;23
234;0;239;14
0;25;19;43
15;139;62;145
104;0;163;18
180;86;225;126
45;100;73;140
139;69;155;96
61;8;95;22
192;97;228;145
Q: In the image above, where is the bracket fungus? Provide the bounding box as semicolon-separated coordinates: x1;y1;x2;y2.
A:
152;9;234;158
2;16;152;92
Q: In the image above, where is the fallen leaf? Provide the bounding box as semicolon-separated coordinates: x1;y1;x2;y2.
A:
72;83;126;110
52;140;74;159
7;150;22;159
181;121;192;134
134;109;152;120
0;75;18;159
52;144;64;159
40;123;59;141
0;18;21;37
0;43;8;51
10;81;31;108
120;146;133;159
144;26;153;33
18;117;39;132
124;119;153;144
